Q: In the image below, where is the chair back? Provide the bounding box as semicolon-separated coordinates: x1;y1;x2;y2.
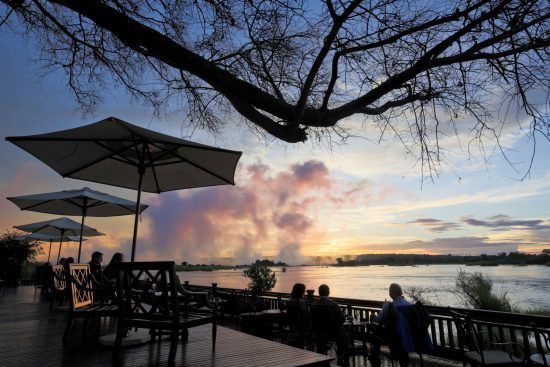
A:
115;261;179;323
389;303;433;355
287;298;309;334
532;323;550;366
449;309;482;354
310;302;343;340
68;264;93;310
52;265;66;291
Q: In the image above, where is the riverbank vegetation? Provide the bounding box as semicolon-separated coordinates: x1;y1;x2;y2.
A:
406;270;550;316
344;251;550;266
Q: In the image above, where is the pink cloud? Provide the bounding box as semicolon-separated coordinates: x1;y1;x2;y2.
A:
130;159;364;264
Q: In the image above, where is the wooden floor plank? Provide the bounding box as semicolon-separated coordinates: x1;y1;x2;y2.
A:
0;287;333;367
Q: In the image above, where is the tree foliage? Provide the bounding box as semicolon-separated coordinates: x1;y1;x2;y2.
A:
243;263;277;298
0;231;42;285
1;0;548;174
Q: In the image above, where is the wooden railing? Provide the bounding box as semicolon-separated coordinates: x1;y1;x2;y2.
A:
186;283;550;361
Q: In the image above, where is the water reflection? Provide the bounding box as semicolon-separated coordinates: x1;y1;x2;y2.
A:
178;264;550;308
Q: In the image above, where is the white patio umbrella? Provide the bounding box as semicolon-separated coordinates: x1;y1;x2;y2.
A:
15;217;103;263
15;233;85;263
8;187;148;262
7;117;242;261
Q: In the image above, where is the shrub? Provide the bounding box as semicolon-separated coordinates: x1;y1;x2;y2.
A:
455;270;511;311
405;286;436;305
0;231;42;286
243;263;277;298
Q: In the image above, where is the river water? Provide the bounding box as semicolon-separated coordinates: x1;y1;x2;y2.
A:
178;264;550;309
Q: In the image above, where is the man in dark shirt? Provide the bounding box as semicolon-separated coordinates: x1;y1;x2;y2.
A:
311;284;349;366
88;251;103;281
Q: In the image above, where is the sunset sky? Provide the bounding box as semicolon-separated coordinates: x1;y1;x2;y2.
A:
1;32;549;265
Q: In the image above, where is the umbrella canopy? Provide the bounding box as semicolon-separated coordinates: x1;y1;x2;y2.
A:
15;233;86;263
7;187;148;261
7;117;242;261
15;217;103;263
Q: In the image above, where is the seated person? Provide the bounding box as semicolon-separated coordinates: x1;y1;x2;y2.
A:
88;251;104;281
92;252;124;304
287;283;310;347
102;252;124;286
310;284;349;366
370;283;411;367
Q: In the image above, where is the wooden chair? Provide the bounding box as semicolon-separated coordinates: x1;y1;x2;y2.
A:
34;265;46;294
50;265;66;309
285;299;312;348
112;261;217;363
63;264;118;346
310;302;349;365
450;309;524;366
531;323;550;366
383;303;432;367
0;266;6;296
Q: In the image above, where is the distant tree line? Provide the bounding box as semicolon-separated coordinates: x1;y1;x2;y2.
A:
337;250;550;266
178;259;288;271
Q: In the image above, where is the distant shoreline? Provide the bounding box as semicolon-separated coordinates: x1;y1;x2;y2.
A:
334;252;550;267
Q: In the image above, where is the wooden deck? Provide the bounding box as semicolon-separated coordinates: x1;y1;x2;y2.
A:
0;287;460;367
0;287;332;367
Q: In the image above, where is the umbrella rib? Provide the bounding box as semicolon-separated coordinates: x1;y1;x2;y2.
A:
147;141;234;184
94;141;141;166
145;143;162;193
170;149;235;184
111;118;241;154
62;141;139;177
15;199;57;211
8;135;242;155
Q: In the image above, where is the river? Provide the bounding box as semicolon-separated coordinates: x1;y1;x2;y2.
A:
178;264;550;309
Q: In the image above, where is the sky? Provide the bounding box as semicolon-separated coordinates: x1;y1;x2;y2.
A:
0;31;549;265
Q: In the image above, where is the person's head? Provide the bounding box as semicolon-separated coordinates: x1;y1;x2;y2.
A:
58;257;66;265
109;252;124;265
389;283;403;300
318;284;330;297
91;251;103;264
66;257;74;264
290;283;306;299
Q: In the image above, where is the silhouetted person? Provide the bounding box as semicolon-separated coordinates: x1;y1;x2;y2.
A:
58;257;66;266
42;262;53;294
287;283;310;347
370;283;412;367
311;284;349;366
63;257;74;274
103;253;124;286
88;251;103;281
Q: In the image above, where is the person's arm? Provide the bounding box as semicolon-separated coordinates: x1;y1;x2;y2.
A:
375;302;390;323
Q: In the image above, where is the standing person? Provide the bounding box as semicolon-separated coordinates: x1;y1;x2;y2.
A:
88;251;103;281
310;284;349;366
370;283;412;367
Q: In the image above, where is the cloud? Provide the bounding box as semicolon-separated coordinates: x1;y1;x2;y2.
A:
131;159;367;265
360;237;522;255
406;218;462;233
461;215;550;231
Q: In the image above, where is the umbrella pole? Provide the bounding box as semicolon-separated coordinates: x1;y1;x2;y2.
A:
131;168;145;262
47;239;52;263
57;238;63;264
77;204;87;263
